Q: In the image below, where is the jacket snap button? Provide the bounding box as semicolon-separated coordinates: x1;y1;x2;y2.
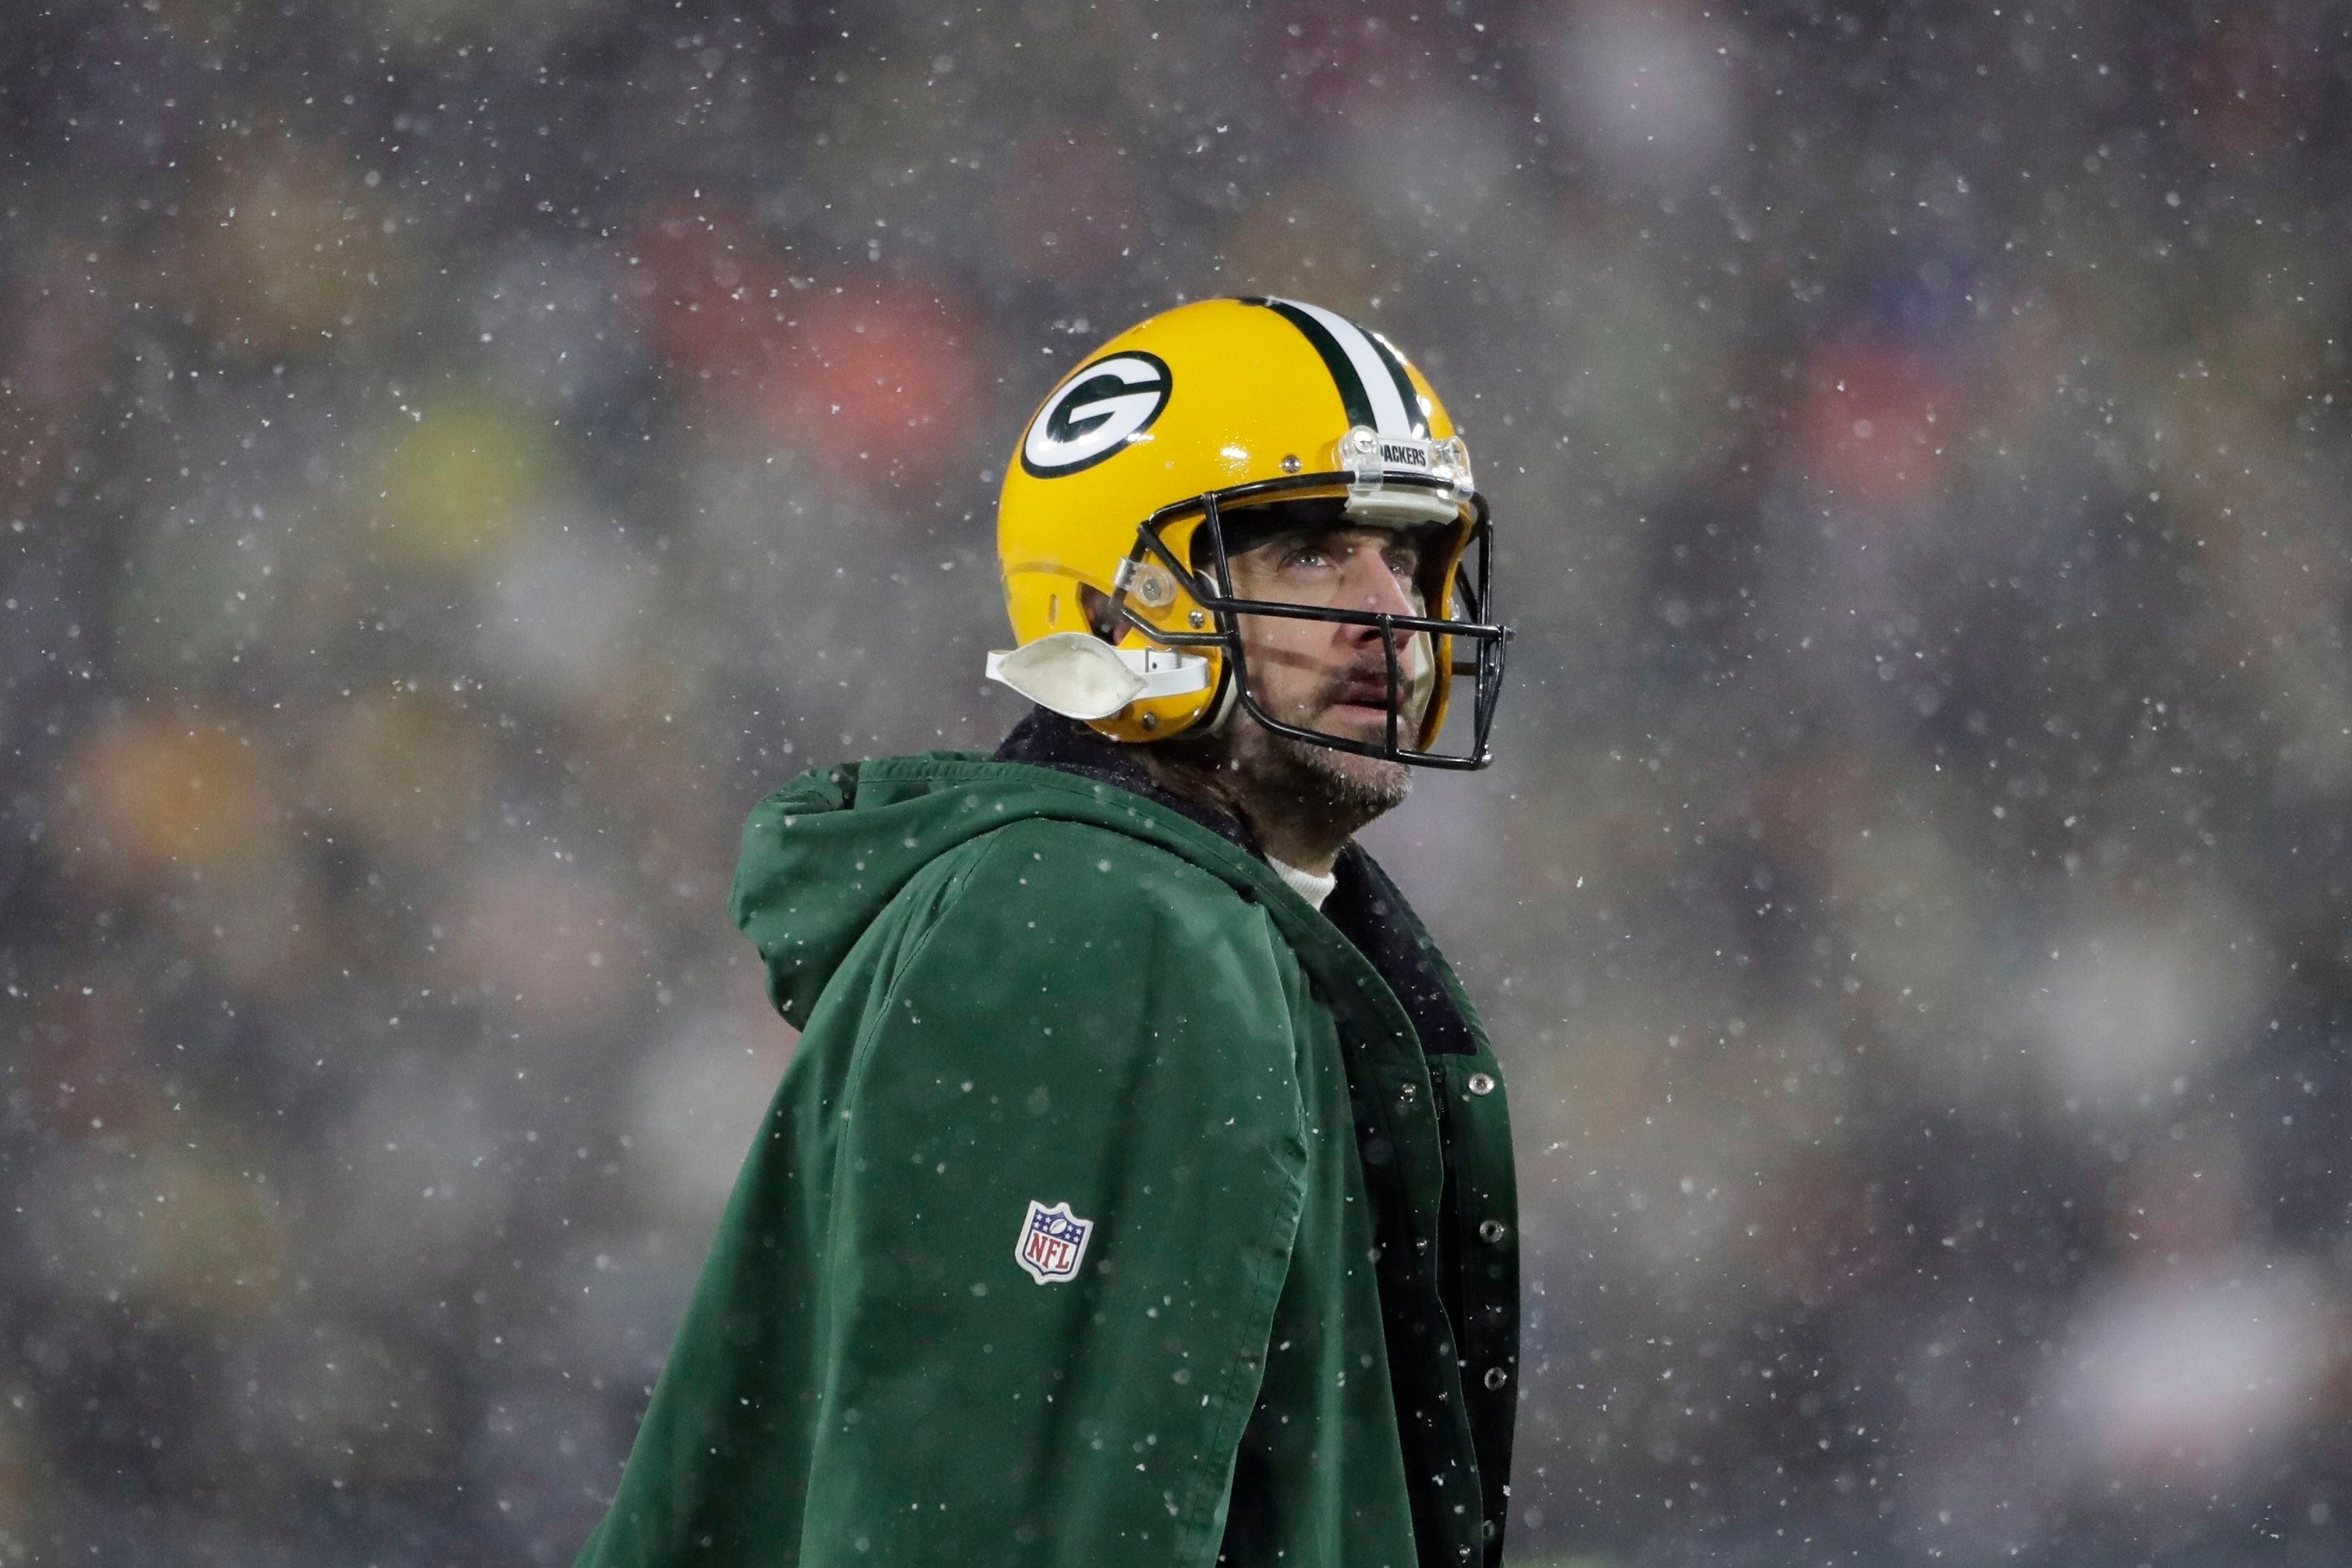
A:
1466;1072;1496;1096
1482;1365;1509;1390
1477;1218;1507;1243
1396;1080;1418;1104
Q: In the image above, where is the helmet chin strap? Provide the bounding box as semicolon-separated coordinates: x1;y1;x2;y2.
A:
984;633;1210;723
1194;656;1242;737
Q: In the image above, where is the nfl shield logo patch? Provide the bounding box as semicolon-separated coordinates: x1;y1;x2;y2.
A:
1015;1199;1094;1284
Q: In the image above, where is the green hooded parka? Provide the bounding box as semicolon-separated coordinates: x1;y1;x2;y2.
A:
574;715;1519;1568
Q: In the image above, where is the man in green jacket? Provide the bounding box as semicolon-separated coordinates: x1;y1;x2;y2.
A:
575;297;1519;1568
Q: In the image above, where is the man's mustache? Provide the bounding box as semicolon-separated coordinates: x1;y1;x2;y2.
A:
1319;644;1434;716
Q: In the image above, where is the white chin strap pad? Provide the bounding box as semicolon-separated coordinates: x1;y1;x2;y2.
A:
985;633;1210;722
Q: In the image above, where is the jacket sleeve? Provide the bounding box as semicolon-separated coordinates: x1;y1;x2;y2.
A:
800;826;1308;1566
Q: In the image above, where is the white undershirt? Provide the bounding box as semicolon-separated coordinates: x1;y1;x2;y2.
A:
1268;856;1338;911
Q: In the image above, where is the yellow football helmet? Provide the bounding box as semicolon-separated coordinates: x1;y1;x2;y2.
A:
987;296;1511;768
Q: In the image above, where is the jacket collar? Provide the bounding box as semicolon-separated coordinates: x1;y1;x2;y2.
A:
992;707;1261;854
994;709;1478;1056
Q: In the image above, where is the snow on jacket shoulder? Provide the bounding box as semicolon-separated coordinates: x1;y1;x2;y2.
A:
574;747;1516;1568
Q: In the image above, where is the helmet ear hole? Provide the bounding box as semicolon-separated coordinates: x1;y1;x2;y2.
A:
1077;583;1122;640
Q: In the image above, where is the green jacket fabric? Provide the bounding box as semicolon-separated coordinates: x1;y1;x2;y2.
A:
574;714;1519;1568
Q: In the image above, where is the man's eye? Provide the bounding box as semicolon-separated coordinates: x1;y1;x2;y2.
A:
1283;546;1331;569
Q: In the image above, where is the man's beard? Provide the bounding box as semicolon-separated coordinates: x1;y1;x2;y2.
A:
1250;721;1413;827
1138;652;1426;850
1210;665;1422;840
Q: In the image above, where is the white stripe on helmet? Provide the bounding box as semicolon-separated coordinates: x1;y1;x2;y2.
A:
1275;298;1417;439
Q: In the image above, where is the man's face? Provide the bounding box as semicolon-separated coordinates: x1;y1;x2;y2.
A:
1216;519;1438;818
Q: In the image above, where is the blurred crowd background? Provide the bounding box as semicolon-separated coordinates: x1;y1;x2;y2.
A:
4;1;2351;1563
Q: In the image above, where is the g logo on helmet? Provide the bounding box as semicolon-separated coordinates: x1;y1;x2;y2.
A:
1020;351;1173;477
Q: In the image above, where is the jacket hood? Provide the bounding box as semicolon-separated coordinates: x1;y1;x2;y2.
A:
728;721;1484;1063
728;749;1268;1030
728;755;985;1029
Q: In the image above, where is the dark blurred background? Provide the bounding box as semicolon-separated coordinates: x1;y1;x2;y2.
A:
5;1;2351;1563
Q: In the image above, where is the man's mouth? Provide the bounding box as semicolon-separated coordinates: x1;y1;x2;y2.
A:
1328;679;1402;719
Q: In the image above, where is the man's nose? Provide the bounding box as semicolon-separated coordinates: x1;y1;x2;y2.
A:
1339;544;1421;621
